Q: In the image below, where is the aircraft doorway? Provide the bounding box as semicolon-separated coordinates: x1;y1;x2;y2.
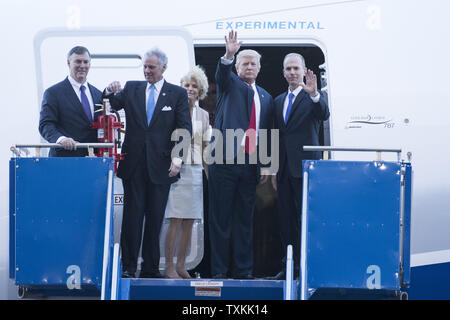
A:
193;44;329;277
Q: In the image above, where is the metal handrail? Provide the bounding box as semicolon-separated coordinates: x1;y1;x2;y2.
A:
11;143;115;157
12;143;114;148
284;245;295;300
111;243;121;300
303;146;403;162
101;169;114;300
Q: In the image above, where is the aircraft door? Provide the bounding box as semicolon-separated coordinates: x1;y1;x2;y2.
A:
34;28;203;272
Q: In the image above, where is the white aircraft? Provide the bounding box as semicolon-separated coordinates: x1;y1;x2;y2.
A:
1;0;449;299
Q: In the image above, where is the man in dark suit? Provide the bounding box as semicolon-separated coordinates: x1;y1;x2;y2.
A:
39;46;102;157
105;48;192;278
269;53;329;280
208;31;274;279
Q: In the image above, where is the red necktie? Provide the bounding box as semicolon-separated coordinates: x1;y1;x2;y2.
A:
245;84;256;155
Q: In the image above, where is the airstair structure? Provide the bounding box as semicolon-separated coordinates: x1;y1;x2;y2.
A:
9;144;411;300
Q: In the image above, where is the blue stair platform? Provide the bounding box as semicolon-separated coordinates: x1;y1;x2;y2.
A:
118;278;286;300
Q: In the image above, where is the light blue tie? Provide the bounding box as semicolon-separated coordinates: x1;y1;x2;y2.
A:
284;92;295;123
147;84;156;126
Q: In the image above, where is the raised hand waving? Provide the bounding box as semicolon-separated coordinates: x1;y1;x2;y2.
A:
224;30;243;60
300;68;319;97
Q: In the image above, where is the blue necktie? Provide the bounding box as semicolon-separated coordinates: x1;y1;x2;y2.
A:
284;92;295;123
147;84;156;126
80;85;93;122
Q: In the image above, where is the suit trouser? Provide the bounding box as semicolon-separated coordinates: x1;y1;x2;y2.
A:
120;154;170;274
208;162;257;277
276;164;303;275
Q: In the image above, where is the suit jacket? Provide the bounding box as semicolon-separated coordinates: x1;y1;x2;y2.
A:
274;89;329;178
39;77;103;157
213;60;274;165
105;80;192;184
189;105;211;165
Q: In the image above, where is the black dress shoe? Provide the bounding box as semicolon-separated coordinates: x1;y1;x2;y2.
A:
121;271;135;278
212;273;227;279
139;271;164;278
265;270;285;280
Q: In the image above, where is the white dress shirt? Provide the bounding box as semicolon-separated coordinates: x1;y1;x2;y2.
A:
68;75;95;118
57;76;95;143
221;56;261;147
283;85;321;120
145;78;165;111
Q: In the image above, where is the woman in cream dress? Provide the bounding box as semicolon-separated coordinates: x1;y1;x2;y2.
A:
164;66;211;278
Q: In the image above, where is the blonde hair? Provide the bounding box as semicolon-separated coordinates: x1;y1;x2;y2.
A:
180;65;209;100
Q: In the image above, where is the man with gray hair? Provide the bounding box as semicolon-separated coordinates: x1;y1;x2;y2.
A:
268;52;329;280
208;31;274;279
105;47;192;278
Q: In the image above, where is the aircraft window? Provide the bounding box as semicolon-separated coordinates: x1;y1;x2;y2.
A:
90;54;142;68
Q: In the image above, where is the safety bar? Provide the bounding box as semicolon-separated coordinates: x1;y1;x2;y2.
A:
11;143;114;157
284;245;295;300
111;243;121;300
303;146;403;162
101;169;114;300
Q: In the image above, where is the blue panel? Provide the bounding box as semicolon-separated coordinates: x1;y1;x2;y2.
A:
401;163;412;287
123;279;285;300
119;278;131;300
303;160;404;297
9;159;16;279
407;262;450;300
13;157;114;289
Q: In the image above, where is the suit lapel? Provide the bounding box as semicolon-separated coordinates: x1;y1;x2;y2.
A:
286;89;308;126
88;83;102;121
247;84;254;121
277;92;288;128
63;77;91;123
135;82;148;128
149;80;169;128
256;85;266;126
